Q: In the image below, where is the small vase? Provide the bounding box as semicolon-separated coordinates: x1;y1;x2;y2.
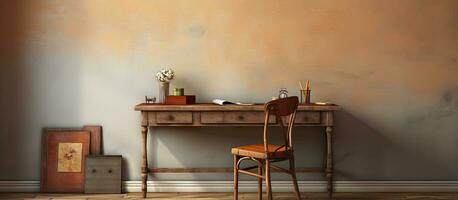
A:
158;81;170;103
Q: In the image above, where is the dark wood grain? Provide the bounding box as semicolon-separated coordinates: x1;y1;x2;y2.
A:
83;125;103;155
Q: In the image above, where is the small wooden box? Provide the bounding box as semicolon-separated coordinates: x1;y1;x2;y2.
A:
165;95;196;105
84;155;122;194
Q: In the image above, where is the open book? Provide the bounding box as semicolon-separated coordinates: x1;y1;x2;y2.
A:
212;99;254;106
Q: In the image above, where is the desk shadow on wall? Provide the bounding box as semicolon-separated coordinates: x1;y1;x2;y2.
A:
145;119;364;181
335;109;457;180
144;109;456;181
333;111;392;180
146;126;327;181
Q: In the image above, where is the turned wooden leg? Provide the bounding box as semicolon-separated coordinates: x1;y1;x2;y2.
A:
141;126;148;198
289;155;301;200
265;160;272;200
233;155;239;200
325;126;333;199
258;162;263;200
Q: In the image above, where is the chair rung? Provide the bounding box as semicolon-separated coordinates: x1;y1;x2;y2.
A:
238;169;264;179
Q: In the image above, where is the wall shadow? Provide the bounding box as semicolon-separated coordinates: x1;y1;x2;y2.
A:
0;1;85;180
333;110;392;180
0;0;31;181
144;109;457;181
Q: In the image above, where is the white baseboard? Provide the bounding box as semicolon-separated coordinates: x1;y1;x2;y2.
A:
0;181;40;193
1;181;457;193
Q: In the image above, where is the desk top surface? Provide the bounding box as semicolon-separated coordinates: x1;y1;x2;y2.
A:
135;103;340;111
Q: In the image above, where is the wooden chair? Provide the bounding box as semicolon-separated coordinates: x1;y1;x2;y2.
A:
232;96;301;200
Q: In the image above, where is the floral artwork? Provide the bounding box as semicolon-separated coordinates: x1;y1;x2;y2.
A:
57;143;83;172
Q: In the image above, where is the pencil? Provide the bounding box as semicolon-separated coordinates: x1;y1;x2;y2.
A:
299;81;304;90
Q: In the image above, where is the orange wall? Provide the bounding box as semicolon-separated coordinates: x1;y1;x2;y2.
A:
0;0;457;181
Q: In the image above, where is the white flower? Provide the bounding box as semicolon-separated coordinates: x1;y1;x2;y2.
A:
155;68;175;82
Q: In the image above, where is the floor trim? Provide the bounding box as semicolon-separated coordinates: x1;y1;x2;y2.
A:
1;181;457;193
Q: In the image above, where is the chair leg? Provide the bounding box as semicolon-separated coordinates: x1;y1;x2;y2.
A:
289;156;301;200
258;162;263;200
265;160;273;200
233;155;239;200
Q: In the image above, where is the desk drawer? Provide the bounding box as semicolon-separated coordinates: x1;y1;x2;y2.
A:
156;112;193;124
201;112;275;124
295;112;320;124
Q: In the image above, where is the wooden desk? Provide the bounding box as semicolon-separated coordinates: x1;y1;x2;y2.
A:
135;103;340;198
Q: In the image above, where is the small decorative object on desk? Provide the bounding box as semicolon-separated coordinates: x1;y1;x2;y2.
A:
156;68;174;103
173;88;184;96
279;88;288;98
145;96;156;104
299;80;311;104
165;95;196;105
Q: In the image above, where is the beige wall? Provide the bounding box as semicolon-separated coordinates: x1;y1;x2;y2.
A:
0;0;457;181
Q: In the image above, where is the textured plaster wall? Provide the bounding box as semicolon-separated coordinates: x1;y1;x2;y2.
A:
0;0;457;181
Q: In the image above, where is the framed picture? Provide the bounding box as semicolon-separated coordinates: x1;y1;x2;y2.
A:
83;125;103;155
41;129;91;193
40;126;102;154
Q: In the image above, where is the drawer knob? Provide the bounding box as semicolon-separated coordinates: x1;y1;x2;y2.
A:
168;115;175;121
304;117;308;121
92;169;96;173
238;115;245;120
108;169;113;173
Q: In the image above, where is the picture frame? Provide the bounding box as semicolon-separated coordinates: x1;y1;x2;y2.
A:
83;125;103;155
40;126;102;154
41;129;91;193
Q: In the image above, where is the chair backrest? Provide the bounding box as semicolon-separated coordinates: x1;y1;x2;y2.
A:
263;96;299;157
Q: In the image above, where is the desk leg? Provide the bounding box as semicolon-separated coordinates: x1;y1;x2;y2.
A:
325;126;333;198
141;126;148;198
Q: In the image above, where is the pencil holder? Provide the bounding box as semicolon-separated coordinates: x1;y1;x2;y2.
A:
300;89;311;104
305;89;311;104
300;90;306;104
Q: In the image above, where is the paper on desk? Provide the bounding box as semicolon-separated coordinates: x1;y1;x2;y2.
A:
212;99;254;106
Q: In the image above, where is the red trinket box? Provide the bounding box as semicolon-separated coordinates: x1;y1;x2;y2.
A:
165;95;196;105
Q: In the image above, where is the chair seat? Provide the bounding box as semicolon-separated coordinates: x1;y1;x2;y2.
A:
231;144;290;159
